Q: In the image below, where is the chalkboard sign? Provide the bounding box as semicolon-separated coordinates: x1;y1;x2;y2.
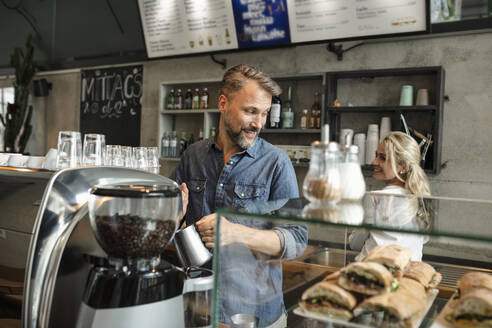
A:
80;65;142;146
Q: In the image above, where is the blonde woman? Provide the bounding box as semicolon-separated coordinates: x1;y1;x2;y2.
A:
349;131;431;261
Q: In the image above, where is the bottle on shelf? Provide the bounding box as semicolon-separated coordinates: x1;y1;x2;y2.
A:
269;96;281;128
184;89;193;109
166;89;175;110
174;89;184;110
187;132;194;146
300;109;309;129
192;88;200;109
281;86;294;129
170;131;178;157
161;131;169;158
310;92;321;129
198;128;204;141
210;127;216;138
315;110;321;129
200;88;209;109
179;131;188;155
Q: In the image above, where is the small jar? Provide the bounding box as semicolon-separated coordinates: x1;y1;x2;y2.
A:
303;141;342;204
339;145;366;201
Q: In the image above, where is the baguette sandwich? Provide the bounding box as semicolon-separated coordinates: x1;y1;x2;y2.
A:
363;245;412;277
450;289;492;328
354;278;427;328
458;272;492;297
300;281;357;321
403;261;442;289
339;262;396;295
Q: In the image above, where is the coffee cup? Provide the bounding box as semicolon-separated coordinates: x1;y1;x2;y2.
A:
399;85;414;106
416;89;429;106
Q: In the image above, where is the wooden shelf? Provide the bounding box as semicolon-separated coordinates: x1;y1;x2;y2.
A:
328;105;437;113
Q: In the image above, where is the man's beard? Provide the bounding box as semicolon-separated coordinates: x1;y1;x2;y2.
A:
223;112;260;150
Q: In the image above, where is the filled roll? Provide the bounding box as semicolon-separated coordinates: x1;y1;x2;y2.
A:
403;261;442;289
338;262;395;295
300;281;357;321
363;245;412;277
452;289;492;328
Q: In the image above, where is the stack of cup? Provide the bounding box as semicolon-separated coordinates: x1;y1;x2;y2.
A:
339;129;354;145
365;124;379;164
354;133;366;165
379;117;391;142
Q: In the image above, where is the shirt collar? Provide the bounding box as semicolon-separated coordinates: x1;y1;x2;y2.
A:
208;135;259;159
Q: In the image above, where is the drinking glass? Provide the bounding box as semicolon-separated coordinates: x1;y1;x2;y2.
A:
121;146;133;168
147;147;160;174
83;134;106;166
133;147;148;170
56;131;82;169
105;145;123;166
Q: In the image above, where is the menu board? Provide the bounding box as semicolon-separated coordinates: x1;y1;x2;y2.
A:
80;65;142;146
138;0;238;58
138;0;427;58
287;0;427;43
231;0;291;48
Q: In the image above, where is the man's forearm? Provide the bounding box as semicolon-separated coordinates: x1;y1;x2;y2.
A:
234;223;283;257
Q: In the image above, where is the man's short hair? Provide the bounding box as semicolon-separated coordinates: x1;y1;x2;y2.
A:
219;64;281;98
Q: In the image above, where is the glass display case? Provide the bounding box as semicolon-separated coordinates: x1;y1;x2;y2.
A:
213;193;492;327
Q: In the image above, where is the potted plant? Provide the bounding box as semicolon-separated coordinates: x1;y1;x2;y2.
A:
0;35;36;153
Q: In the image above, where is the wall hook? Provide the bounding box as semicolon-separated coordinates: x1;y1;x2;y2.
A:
326;42;364;61
210;55;227;69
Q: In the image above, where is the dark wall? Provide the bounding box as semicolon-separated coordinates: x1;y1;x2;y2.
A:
0;0;146;70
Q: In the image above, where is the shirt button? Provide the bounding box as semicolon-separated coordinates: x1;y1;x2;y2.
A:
241;193;245;197
229;161;233;165
219;183;224;187
196;186;200;191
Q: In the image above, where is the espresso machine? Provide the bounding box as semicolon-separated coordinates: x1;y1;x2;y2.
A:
11;167;213;328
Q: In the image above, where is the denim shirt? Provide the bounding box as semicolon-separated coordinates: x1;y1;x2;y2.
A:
171;136;308;326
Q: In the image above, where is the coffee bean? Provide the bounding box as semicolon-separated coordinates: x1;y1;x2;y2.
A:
95;214;176;259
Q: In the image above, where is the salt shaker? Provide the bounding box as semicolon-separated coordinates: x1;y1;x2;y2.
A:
303;141;341;204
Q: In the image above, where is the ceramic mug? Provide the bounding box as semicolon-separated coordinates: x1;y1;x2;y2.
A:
416;89;429;106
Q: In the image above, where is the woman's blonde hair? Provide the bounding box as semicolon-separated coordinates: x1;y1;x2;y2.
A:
383;131;430;196
383;132;431;227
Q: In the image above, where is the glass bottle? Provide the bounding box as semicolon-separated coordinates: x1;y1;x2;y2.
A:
310;92;321;128
161;131;169;158
184;89;193;109
200;88;209;109
192;88;200;109
187;132;194;146
339;145;366;200
166;89;175;110
269;96;281;128
281;86;294;129
303;141;341;204
210;127;216;138
198;128;204;141
300;109;309;129
174;89;184;110
170;131;178;157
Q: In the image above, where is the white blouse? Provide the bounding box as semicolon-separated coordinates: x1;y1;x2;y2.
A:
349;185;427;262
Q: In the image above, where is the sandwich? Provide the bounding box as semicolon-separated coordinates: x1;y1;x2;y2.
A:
457;272;492;297
354;278;427;328
338;262;395;295
300;281;357;321
363;245;412;277
451;289;492;328
403;261;442;289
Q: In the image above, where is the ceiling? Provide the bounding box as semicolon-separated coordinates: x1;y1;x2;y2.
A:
0;0;147;72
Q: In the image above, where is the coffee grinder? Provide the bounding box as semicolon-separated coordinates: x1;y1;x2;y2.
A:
76;183;209;328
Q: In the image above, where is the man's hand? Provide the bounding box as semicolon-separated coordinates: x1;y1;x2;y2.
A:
196;213;237;248
178;182;189;222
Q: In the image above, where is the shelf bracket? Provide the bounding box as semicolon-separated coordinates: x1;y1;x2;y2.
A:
326;42;364;61
210;55;227;69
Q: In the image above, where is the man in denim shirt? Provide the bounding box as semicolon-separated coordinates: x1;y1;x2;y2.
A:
171;65;307;327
